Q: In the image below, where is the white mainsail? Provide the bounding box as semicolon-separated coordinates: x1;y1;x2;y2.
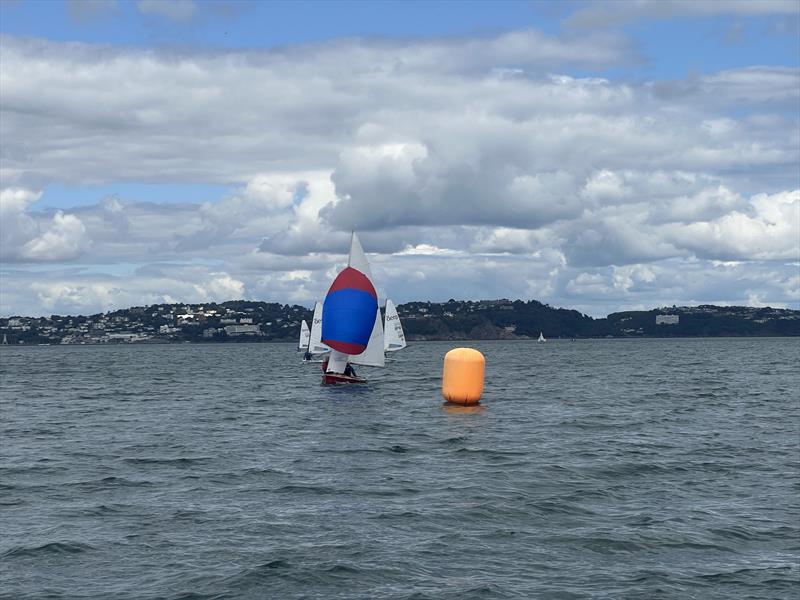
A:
538;332;546;342
308;301;330;354
347;231;374;281
298;320;310;350
383;299;406;352
350;308;385;367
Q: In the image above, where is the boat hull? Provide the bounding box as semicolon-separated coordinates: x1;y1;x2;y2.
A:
322;373;367;385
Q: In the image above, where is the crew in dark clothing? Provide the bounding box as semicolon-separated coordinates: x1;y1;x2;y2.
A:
344;363;357;378
303;351;313;361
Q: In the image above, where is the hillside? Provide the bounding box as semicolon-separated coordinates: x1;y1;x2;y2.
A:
1;299;798;345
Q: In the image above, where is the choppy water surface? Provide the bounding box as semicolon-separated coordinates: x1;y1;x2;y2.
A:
1;339;798;599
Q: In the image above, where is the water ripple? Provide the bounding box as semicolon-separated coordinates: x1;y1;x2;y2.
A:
1;339;798;599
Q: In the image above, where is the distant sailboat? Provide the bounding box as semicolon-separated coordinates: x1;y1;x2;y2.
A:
321;232;384;384
383;299;406;353
538;332;546;342
298;320;310;351
303;301;330;362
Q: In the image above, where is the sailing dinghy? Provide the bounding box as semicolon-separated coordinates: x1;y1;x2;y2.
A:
298;320;310;351
321;232;384;384
303;301;330;362
383;299;407;354
538;332;546;342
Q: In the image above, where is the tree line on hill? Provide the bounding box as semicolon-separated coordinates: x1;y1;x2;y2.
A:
1;299;797;345
398;300;799;339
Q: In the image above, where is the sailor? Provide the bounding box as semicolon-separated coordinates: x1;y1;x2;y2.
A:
344;363;357;378
303;350;313;361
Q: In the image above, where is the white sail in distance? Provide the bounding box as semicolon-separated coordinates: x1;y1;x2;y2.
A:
383;299;406;352
298;320;310;350
350;308;385;367
308;302;330;354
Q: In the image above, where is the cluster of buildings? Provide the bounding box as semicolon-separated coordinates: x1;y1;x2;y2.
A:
0;302;310;345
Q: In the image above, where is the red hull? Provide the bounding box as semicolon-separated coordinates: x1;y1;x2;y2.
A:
322;373;367;385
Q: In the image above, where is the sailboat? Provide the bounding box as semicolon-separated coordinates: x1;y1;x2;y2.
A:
303;301;330;362
383;299;407;354
298;320;310;351
321;232;384;384
538;332;546;342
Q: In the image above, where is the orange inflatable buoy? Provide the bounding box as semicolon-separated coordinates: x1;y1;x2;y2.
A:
442;348;485;405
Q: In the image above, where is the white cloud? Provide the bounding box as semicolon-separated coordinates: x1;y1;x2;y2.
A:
205;273;244;300
0;31;798;316
650;185;747;224
1;188;91;262
581;170;630;204
21;211;90;261
0;188;40;263
18;268;243;315
662;190;800;261
31;281;120;313
395;244;464;257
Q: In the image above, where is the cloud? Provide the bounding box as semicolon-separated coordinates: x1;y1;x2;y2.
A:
662;190;800;261
137;0;196;22
0;188;41;261
651;66;800;108
67;0;117;23
11;267;242;316
565;0;800;29
1;188;89;262
204;272;245;299
0;34;638;190
3;248;797;318
21;211;90;261
0;31;798;316
1;36;795;197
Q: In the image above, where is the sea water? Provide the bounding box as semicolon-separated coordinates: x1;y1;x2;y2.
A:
1;339;798;599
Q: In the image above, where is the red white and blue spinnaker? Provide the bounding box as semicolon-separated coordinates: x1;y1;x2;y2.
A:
320;232;384;383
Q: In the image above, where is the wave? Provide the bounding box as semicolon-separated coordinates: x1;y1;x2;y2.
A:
122;456;213;465
3;541;94;558
68;476;156;490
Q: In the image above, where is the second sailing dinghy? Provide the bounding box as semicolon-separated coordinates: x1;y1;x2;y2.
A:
383;299;407;355
303;301;330;362
298;320;310;352
321;232;384;384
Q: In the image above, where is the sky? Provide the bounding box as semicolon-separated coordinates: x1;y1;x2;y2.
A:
0;0;798;317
